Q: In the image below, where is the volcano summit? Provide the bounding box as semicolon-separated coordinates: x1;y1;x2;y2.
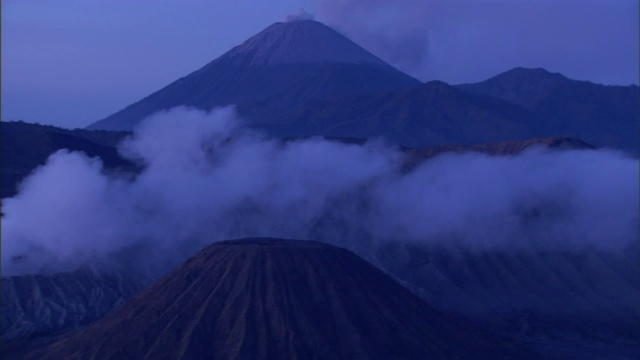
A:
87;20;419;132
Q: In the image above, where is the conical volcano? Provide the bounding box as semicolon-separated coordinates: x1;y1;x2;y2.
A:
16;238;531;359
223;20;393;67
88;20;419;131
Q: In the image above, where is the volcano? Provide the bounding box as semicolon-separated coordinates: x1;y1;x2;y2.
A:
85;21;639;154
87;20;418;131
13;238;531;359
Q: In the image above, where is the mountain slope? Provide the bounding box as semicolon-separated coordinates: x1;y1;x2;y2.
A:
1;121;131;198
456;67;572;108
221;20;392;67
88;20;419;131
457;68;640;153
378;243;640;319
375;242;640;358
1;268;141;339
13;238;532;359
256;80;545;147
251;72;638;151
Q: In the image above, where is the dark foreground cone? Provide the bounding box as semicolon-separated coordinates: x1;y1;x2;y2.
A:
18;238;533;359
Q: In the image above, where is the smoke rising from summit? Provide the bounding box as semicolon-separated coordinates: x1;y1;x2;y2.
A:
314;0;640;84
2;107;638;277
285;9;316;22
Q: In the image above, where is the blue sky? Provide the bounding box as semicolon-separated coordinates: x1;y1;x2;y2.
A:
2;0;638;129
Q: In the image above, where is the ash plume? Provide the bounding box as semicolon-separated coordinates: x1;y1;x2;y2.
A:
315;0;434;77
2;107;638;277
314;0;640;84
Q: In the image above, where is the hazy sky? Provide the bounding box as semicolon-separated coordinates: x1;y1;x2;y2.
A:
2;0;638;129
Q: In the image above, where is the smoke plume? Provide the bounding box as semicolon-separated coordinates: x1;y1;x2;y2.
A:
285;9;316;22
314;0;640;85
2;107;638;277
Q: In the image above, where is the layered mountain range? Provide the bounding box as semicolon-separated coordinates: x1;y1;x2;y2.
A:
86;20;639;154
2;18;639;360
3;20;636;198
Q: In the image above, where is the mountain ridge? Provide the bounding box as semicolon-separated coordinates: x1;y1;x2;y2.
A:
85;20;639;155
456;67;640;153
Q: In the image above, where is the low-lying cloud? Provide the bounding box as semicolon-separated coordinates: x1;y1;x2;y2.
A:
2;107;638;277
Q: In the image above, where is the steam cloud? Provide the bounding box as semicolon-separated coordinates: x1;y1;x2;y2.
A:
314;0;640;84
315;0;435;77
285;9;316;22
2;107;638;277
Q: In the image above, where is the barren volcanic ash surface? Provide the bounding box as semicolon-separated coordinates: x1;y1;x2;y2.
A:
11;238;533;360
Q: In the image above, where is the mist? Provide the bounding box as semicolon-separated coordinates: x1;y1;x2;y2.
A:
2;107;638;277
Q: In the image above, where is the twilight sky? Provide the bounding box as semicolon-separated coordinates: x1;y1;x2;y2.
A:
2;0;638;129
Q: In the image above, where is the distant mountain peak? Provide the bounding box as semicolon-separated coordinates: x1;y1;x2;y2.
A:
455;67;572;109
223;20;390;67
87;18;419;131
496;67;569;82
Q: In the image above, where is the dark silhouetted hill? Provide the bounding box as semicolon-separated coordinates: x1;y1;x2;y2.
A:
10;238;532;360
0;121;131;198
